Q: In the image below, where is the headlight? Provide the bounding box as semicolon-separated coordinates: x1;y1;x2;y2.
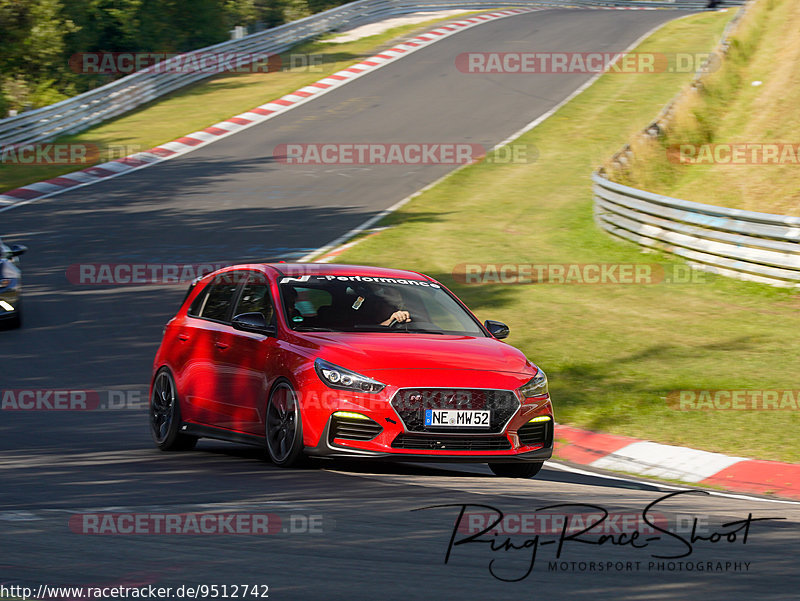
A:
519;369;548;398
0;279;10;289
314;358;386;394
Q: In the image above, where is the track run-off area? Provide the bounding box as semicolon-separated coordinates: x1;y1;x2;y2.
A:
1;8;798;600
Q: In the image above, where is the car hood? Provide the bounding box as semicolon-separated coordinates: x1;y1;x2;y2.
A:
295;331;535;376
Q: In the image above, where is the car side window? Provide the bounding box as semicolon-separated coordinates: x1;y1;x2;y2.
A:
188;274;244;323
234;276;274;323
200;282;239;322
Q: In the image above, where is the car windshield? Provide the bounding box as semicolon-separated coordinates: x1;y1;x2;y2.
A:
279;275;486;336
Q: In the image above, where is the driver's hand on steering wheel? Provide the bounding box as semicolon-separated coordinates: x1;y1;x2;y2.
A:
382;310;411;326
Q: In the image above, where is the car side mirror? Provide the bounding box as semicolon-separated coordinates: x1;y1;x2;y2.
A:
232;312;276;336
484;319;509;339
8;244;27;257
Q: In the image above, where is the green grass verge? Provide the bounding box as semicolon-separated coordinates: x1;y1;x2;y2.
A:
335;9;800;464
608;0;800;217
0;12;480;193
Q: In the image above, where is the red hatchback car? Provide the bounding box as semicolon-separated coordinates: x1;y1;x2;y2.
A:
149;263;553;477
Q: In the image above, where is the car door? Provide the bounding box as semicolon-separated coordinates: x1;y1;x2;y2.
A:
214;270;278;435
178;272;243;427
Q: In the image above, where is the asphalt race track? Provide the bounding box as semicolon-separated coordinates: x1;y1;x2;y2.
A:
2;8;799;600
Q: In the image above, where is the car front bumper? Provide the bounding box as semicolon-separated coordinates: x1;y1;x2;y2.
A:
300;381;554;463
0;287;20;319
305;423;553;463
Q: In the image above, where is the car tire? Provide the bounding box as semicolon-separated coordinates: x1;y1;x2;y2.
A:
489;461;544;478
265;381;306;468
150;368;198;451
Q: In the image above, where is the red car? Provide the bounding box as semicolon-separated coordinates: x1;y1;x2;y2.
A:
149;263;553;477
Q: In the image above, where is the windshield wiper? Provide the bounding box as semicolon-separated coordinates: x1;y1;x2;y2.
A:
293;326;337;332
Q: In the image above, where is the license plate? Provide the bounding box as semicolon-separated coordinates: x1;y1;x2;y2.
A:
425;409;490;428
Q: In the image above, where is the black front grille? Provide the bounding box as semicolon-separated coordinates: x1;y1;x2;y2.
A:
329;415;382;442
518;420;553;447
391;388;519;433
392;434;512;451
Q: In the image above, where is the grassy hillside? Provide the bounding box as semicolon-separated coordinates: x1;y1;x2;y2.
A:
607;0;800;216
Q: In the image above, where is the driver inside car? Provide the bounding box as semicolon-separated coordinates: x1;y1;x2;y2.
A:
371;285;411;326
307;283;412;329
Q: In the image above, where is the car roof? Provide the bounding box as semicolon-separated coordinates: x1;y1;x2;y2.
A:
261;262;435;282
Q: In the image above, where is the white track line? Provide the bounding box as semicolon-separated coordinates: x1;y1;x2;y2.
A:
549;462;800;506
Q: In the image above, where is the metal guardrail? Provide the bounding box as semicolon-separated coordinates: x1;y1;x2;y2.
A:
593;0;800;288
0;0;743;147
593;173;800;287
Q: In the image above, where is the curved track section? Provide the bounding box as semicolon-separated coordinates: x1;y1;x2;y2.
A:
2;9;678;390
2;9;798;600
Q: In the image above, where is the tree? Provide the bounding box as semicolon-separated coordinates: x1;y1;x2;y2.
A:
0;0;77;111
